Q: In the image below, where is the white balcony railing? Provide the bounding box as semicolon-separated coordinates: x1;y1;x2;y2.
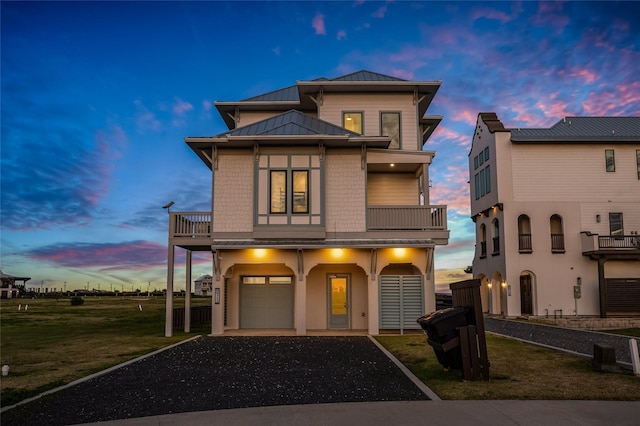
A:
367;205;447;230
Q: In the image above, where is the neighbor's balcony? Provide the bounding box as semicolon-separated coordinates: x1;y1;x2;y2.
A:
367;205;447;230
581;232;640;254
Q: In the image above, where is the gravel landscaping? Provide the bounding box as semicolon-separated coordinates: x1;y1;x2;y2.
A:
1;336;428;426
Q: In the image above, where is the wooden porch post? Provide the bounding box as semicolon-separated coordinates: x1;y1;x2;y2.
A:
165;244;175;337
184;250;192;333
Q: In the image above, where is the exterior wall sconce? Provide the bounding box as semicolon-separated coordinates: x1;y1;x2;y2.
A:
487;282;492;289
577;277;582;286
596;214;601;223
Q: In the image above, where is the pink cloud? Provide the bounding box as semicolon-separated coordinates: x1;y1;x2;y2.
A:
372;4;387;18
471;7;513;23
312;13;326;35
583;81;640;115
28;241;168;271
173;98;194;116
134;99;161;132
559;67;600;84
336;30;347;40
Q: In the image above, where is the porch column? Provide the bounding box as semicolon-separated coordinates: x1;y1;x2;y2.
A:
211;250;224;335
295;274;307;335
165;244;175;337
368;276;379;335
598;257;607;318
184;250;192;333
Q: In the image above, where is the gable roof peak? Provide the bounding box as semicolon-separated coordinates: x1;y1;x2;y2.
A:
328;70;408;82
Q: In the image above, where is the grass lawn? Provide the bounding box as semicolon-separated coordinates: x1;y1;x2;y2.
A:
0;296;210;407
376;333;640;400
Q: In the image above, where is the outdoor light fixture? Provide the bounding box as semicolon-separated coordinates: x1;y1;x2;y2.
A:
162;201;175;213
392;248;407;258
331;248;344;258
253;248;266;258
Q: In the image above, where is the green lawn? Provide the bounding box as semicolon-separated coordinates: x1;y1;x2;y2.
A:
376;334;640;400
0;296;210;406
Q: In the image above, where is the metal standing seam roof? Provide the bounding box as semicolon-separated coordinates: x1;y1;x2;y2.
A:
215;110;363;137
329;70;407;82
236;71;408;103
241;84;300;102
510;117;640;142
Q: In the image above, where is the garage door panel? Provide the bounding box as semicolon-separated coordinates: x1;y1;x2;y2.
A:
240;277;293;329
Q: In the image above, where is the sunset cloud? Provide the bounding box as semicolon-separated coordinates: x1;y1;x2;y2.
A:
312;13;326;35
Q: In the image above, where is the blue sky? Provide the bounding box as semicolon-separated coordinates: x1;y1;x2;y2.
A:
2;1;639;292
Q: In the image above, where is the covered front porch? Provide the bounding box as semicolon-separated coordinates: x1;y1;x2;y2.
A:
165;242;437;337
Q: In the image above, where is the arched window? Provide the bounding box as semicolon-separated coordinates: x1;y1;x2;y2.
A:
480;224;487;258
492;219;500;255
518;215;532;253
550;214;565;253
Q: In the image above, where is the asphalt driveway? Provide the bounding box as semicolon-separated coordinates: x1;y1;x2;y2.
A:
1;336;429;426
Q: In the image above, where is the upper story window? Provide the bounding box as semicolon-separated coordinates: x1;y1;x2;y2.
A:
550;214;565;253
518;214;532;253
636;150;640;179
605;149;615;172
380;112;401;149
479;223;487;258
257;154;322;227
473;148;491;200
343;112;363;134
609;212;624;236
492;219;500;255
270;171;287;213
270;170;309;214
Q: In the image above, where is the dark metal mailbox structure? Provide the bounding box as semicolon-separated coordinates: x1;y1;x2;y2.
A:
417;306;468;369
449;279;490;380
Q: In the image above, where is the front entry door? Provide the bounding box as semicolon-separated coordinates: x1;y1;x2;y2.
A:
329;275;349;329
520;275;533;315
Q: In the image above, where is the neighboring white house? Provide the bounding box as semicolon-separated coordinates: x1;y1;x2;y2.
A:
165;70;450;336
469;113;640;318
194;274;212;296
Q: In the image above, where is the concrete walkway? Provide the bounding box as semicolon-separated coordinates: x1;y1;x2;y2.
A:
88;400;640;425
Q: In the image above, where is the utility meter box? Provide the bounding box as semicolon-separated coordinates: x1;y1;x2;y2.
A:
573;286;581;299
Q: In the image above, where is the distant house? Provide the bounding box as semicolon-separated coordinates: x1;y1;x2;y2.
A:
165;70;450;336
0;270;31;299
469;113;640;318
194;274;212;296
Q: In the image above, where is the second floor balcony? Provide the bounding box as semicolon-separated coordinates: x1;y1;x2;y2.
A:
169;205;448;244
581;232;640;260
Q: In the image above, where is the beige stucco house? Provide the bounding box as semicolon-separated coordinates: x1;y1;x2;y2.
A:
165;70;450;336
469;113;640;319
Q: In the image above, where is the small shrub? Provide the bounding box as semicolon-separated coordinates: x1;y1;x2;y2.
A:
70;296;84;306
